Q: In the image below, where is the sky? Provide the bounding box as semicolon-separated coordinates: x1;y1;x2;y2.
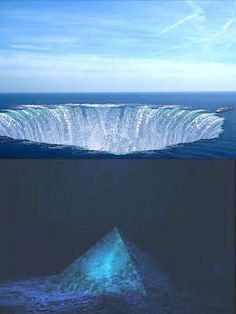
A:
0;0;236;92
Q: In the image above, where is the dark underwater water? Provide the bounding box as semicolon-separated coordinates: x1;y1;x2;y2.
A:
0;92;235;158
0;160;234;313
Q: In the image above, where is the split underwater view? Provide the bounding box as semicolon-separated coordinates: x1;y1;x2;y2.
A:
0;0;235;313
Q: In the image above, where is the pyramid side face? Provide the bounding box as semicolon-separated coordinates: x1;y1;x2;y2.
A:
120;234;172;296
49;228;146;295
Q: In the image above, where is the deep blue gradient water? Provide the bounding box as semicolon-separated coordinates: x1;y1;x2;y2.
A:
0;92;235;158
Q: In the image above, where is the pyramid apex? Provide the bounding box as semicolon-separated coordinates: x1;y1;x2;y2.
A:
111;226;120;233
109;226;122;236
109;227;127;242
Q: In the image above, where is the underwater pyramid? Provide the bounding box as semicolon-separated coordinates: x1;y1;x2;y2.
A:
49;227;171;296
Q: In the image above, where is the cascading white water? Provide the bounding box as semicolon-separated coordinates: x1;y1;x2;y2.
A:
0;104;224;154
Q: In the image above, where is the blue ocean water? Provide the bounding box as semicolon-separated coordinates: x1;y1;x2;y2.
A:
0;92;235;158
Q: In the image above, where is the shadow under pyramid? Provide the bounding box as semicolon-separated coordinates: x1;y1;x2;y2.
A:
48;227;171;296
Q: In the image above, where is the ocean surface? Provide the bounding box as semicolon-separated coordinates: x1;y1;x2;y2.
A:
0;92;235;158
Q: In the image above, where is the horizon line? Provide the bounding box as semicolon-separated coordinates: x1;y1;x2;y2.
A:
0;90;236;94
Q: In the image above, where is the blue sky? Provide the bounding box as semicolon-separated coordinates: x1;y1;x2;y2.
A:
0;0;236;92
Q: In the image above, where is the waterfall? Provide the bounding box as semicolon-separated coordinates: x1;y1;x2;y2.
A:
0;104;224;154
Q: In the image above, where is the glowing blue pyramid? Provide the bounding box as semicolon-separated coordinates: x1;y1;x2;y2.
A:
49;228;171;296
